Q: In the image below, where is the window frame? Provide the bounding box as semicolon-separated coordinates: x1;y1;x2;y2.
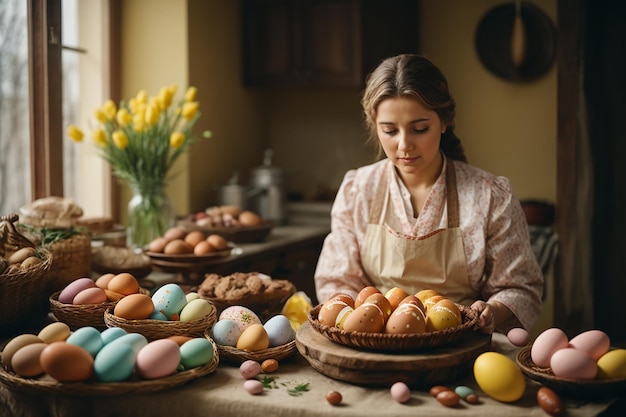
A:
27;0;121;219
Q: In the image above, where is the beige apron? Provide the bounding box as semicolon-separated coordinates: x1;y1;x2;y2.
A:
361;160;477;305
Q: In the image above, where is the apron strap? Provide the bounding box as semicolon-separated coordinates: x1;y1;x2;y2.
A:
445;160;460;228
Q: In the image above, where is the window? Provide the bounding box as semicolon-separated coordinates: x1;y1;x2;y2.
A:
0;0;117;219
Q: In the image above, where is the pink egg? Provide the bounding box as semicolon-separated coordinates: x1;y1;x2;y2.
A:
568;329;611;361
550;347;597;379
135;339;181;379
531;327;569;368
239;360;262;379
218;306;261;332
73;287;108;305
390;382;411;403
244;379;264;395
58;277;97;304
507;328;530;347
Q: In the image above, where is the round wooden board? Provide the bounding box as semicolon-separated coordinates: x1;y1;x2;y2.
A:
296;321;492;389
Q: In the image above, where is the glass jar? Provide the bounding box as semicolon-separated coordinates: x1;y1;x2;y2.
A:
127;183;174;249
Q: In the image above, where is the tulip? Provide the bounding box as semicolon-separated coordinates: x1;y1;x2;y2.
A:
92;129;107;147
116;108;132;127
102;100;117;120
158;86;174;110
128;98;139;114
67;124;84;143
185;86;197;102
112;130;129;149
170;131;185;148
145;103;160;125
94;109;107;123
135;89;148;103
182;102;199;120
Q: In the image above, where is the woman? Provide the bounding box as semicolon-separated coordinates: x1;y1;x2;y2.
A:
314;54;543;334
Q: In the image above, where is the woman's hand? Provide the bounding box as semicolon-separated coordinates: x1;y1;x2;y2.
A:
471;300;496;334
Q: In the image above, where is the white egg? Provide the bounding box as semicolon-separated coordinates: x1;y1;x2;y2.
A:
263;314;295;347
211;319;242;346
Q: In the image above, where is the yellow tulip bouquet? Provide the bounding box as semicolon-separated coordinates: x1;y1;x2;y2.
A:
67;85;210;248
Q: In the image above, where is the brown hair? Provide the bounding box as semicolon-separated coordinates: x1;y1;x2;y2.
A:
361;54;467;162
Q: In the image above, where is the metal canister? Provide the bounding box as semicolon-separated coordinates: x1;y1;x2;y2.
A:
249;149;287;224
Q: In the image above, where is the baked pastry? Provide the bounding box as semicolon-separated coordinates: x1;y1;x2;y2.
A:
19;196;84;228
198;272;296;312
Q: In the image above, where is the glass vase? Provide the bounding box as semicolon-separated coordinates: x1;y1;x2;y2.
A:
127;183;175;249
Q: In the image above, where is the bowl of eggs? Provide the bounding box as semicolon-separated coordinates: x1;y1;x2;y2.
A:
178;205;273;243
308;286;479;352
49;273;150;329
515;327;626;398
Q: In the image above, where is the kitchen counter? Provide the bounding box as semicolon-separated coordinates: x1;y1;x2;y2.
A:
147;224;330;305
1;333;621;417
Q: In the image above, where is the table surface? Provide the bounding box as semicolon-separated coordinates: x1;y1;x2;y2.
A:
1;331;621;417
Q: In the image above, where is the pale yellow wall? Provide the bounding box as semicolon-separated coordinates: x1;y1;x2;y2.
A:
119;0;190;218
118;0;558;213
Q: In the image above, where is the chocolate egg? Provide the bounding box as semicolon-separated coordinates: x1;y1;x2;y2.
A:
537;387;563;416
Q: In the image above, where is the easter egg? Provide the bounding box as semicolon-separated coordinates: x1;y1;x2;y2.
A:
179;338;214;369
474;351;525;402
597;349;626;379
152;283;188;320
219;306;261;332
263;314;295;347
211;319;242;347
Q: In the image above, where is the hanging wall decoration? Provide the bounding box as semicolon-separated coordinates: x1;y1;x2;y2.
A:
475;1;557;82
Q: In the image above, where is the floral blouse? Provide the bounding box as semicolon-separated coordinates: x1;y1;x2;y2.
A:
314;157;544;332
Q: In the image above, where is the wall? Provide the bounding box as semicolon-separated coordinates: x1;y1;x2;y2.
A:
119;0;557;212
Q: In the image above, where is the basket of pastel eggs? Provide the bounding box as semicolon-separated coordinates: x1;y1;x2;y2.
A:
49;273;150;329
102;282;217;341
308;286;479;352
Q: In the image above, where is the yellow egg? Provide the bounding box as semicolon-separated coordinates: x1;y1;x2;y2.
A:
179;298;213;322
37;322;71;343
597;349;626;379
236;324;269;351
426;299;461;331
474;352;525;402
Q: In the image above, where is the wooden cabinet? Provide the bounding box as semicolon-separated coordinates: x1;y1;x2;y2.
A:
242;0;419;88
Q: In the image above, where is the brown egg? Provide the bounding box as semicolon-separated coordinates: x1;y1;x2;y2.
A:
385;303;426;334
95;273;115;289
164;226;187;241
206;234;228;251
104;289;125;302
167;335;194;346
424;295;447;312
238;210;262;226
1;334;43;372
328;292;355;308
220;205;243;217
11;343;48;377
318;299;350;327
164;239;194;255
342;303;385;333
148;237;169;253
426;299;462;332
40;342;94;382
108;272;139;295
184;230;205;247
398;295;425;315
364;293;393;321
537;387;563;416
354;286;381;308
193;240;216;255
385;287;410;311
114;293;155;319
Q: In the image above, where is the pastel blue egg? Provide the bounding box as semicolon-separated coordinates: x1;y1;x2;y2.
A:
152;283;187;319
150;310;169;321
264;314;295;347
210;319;241;347
107;332;148;355
179;338;214;369
94;342;136;382
455;385;475;399
101;327;127;345
66;326;103;357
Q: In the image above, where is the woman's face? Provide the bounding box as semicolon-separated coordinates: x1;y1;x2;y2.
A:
376;96;446;179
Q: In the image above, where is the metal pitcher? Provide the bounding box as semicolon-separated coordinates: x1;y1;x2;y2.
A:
249;149;287;224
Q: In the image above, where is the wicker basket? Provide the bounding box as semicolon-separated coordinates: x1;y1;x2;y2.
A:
516;346;626;398
203;328;297;364
307;303;478;352
49;288;150;330
103;304;217;341
0;338;219;396
0;214;53;330
46;230;92;292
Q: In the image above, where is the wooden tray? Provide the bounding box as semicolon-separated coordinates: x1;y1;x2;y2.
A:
296;320;491;388
516;346;626;398
145;247;234;264
177;220;273;243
